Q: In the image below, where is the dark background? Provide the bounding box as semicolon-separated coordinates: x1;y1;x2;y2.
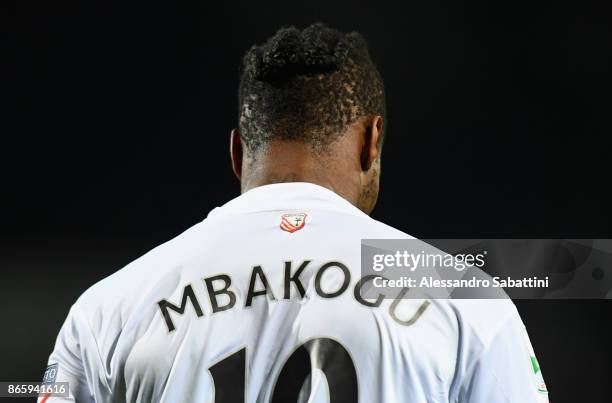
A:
2;0;611;402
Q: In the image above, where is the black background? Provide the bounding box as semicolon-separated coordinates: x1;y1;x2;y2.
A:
2;0;611;402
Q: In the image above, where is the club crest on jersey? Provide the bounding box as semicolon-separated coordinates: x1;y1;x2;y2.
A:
280;213;307;233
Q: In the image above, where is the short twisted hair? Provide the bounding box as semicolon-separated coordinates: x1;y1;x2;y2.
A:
238;23;386;152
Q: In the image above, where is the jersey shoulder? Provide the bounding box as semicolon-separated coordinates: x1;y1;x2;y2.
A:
445;297;522;349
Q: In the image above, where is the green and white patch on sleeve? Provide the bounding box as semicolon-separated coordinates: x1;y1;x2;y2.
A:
530;354;548;394
522;326;549;396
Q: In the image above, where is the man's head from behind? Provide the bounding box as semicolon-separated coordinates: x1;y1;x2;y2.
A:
230;23;386;214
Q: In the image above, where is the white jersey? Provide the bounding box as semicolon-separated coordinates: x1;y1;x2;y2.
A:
41;183;549;403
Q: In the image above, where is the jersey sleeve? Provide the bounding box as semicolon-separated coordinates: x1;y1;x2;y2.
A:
38;304;96;403
459;309;549;403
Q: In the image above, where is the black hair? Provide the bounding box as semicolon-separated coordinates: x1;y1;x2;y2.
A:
238;23;386;152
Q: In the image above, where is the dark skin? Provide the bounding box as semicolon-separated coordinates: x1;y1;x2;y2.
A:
230;115;384;215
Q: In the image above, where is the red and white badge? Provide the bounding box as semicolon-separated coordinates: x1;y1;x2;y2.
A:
280;213;307;233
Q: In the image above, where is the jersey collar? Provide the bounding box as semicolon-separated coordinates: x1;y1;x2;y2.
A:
207;182;368;219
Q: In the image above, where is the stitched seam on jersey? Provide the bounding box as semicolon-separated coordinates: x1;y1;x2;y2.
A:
205;206;367;221
489;365;514;403
468;305;517;355
454;305;518;402
75;302;113;394
448;306;465;402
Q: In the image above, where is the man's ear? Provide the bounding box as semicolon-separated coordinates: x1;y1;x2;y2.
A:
360;116;383;171
230;128;243;181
